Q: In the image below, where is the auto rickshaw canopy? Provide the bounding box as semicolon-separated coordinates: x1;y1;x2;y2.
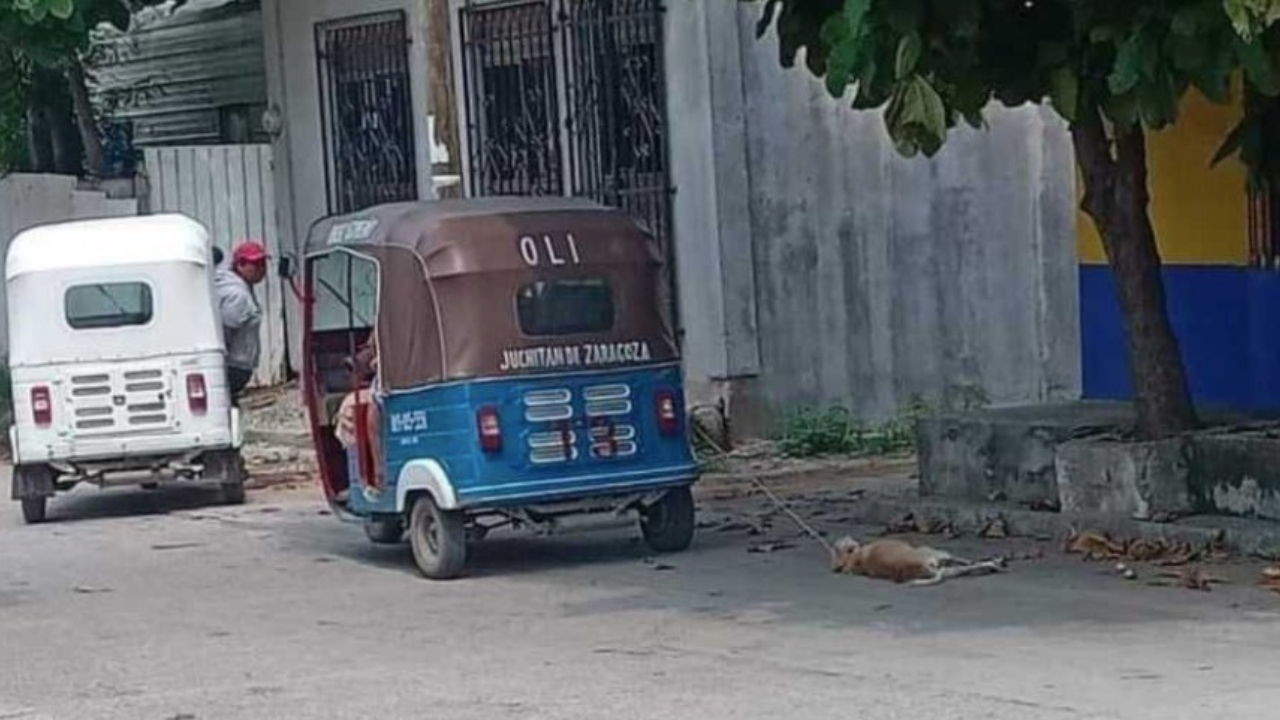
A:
305;197;679;392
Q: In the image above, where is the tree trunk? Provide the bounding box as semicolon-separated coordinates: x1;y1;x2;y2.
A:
65;57;104;178
1072;118;1198;439
25;105;54;173
28;68;82;175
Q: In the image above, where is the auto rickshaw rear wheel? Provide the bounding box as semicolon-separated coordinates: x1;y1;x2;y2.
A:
14;464;54;524
408;495;466;580
206;451;247;505
363;518;405;545
641;486;696;553
20;497;48;524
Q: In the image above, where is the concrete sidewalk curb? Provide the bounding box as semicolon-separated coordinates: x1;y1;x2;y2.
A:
848;494;1280;559
244;429;314;449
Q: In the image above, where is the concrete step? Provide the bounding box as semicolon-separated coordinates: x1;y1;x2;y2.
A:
846;491;1280;559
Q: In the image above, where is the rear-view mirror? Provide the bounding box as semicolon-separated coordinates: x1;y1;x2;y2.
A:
277;255;297;280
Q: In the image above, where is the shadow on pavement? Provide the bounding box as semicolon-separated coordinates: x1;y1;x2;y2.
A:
19;483;234;524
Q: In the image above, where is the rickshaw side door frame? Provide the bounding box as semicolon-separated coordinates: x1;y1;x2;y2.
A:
302;249;381;500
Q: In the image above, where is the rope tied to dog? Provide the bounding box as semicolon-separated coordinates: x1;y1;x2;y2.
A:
694;424;838;560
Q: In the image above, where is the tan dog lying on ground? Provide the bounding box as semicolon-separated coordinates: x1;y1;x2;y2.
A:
831;536;1006;586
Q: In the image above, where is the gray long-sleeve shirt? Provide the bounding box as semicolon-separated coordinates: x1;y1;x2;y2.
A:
214;268;262;372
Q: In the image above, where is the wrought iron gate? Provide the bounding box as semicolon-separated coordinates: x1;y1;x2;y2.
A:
316;12;419;214
459;0;671;254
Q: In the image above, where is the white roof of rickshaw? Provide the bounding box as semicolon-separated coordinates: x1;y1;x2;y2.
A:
5;214;210;280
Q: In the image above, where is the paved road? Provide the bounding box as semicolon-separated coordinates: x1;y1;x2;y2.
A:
2;471;1280;720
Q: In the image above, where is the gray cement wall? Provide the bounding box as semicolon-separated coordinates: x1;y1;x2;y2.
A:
0;175;139;360
665;2;1081;433
264;0;433;249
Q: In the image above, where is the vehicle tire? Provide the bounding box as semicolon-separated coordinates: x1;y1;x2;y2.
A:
14;465;54;525
20;497;48;525
209;451;247;506
221;479;247;506
641;486;696;553
408;495;466;580
364;518;405;545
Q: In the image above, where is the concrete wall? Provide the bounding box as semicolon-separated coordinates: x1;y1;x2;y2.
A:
0;175;139;359
263;0;433;248
666;1;1081;432
261;0;435;371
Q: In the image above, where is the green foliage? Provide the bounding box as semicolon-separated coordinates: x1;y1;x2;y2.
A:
0;0;154;170
777;407;862;457
776;398;931;459
0;51;29;173
1226;0;1280;38
15;0;77;21
753;0;1280;179
775;386;991;459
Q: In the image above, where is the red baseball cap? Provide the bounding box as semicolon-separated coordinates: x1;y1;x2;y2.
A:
232;241;269;264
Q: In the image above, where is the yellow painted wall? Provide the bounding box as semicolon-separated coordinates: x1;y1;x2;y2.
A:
1078;90;1250;266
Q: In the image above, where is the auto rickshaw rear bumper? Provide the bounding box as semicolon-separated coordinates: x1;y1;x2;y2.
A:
8;408;243;466
394;457;698;513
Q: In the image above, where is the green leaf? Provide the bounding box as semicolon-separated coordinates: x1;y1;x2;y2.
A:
1109;31;1148;95
962;110;986;131
1038;42;1069;68
1166;31;1208;74
756;0;782;38
886;75;947;158
1090;25;1119;44
1104;91;1140;129
46;0;74;20
1136;69;1182;129
1049;65;1080;122
1238;36;1280;95
817;0;872;94
950;74;991;120
936;0;982;38
895;32;922;80
884;0;923;33
1172;5;1201;37
842;0;872;36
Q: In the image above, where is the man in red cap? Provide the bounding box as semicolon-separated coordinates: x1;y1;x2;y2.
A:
215;240;269;398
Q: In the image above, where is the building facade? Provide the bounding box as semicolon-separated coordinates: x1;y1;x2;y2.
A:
260;0;1083;435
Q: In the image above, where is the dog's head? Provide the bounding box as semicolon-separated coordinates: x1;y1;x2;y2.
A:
835;535;861;554
831;535;863;572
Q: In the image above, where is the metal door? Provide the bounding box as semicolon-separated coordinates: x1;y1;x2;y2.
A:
459;0;670;251
316;11;420;214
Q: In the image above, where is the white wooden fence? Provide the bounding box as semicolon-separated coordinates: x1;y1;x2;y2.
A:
143;145;287;387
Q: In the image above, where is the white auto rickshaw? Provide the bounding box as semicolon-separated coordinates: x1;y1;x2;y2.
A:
4;214;246;523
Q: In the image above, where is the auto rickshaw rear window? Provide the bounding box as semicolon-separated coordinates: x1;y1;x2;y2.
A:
516;278;614;336
64;282;154;330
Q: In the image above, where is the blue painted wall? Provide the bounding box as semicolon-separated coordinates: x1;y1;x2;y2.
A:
1081;265;1280;413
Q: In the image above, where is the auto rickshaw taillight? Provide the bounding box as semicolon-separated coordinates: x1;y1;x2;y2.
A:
31;386;52;427
477;406;502;453
186;374;208;415
655;390;679;436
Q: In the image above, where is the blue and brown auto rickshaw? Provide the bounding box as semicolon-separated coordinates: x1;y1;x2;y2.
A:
298;197;699;579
